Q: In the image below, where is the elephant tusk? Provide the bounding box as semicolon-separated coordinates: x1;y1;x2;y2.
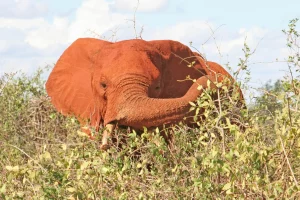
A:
100;123;116;150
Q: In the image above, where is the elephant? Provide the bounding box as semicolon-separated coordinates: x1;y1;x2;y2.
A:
46;38;243;150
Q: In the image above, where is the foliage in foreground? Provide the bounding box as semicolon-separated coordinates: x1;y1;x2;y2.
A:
0;20;300;199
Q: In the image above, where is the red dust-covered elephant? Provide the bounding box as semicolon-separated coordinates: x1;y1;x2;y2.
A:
46;38;242;149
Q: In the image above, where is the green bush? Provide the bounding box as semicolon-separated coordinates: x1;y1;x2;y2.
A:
0;19;299;199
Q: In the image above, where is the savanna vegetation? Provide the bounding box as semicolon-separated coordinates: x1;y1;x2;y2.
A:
0;19;299;199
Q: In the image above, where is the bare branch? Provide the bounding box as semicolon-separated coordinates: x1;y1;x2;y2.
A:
126;0;143;39
279;136;298;186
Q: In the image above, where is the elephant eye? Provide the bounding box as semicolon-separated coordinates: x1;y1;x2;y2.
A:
100;82;107;88
155;86;160;90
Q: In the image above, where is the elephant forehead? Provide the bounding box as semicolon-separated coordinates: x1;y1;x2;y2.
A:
99;49;161;80
112;39;155;50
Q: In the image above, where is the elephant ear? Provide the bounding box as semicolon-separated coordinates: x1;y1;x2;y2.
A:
149;40;206;98
46;38;111;126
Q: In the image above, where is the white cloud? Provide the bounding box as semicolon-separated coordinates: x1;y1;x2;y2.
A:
149;20;214;41
1;0;132;78
0;0;294;92
145;20;291;88
68;0;128;42
0;53;58;78
22;0;129;49
0;18;46;30
0;0;48;18
216;27;269;54
110;0;168;12
25;17;70;49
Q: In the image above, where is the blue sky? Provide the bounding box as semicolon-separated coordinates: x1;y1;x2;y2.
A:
1;0;300;97
46;0;299;29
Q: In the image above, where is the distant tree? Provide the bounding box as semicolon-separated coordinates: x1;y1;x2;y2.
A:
254;79;284;114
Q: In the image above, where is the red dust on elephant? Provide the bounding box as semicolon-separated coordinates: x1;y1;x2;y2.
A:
46;38;244;149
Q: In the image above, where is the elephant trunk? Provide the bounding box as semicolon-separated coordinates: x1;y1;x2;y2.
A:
105;75;217;129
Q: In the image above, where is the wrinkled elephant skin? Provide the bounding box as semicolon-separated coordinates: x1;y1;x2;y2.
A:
46;38;243;149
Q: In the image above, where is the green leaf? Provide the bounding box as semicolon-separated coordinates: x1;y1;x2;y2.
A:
5;166;19;172
216;82;222;88
139;192;144;200
43;151;52;160
172;165;178;173
80;161;90;170
0;184;6;194
155;127;160;134
66;187;76;193
222;182;232;191
207;80;211;88
197;85;203;90
189;102;196;106
101;167;109;174
61;144;67;151
77;130;89;137
137;163;142;169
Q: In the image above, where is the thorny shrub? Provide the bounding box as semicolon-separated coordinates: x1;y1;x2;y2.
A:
0;19;299;199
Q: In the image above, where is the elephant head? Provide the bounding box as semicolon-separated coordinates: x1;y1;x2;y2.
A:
46;38;241;149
